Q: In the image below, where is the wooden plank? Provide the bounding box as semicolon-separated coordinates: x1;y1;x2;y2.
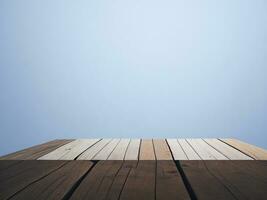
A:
167;139;188;160
157;161;190;200
153;139;173;160
204;139;252;160
120;161;156;200
69;160;123;200
204;160;267;200
108;139;130;160
139;139;155;160
10;161;93;200
180;160;236;199
124;139;140;160
93;139;120;160
178;139;201;160
0;140;74;160
105;161;138;200
187;139;228;160
221;138;267;160
0;160;67;199
38;139;100;160
77;139;112;160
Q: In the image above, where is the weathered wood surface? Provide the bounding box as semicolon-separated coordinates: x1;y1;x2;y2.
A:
1;138;266;160
180;160;267;200
38;139;100;160
0;160;267;200
0;140;73;160
221;138;267;160
139;139;155;160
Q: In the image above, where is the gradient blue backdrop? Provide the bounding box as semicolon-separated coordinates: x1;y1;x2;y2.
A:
0;0;267;155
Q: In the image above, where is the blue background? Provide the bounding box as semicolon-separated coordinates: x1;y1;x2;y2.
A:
1;0;267;155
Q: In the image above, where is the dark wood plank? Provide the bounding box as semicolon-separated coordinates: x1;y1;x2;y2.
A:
120;161;156;200
10;161;93;200
0;160;67;199
180;161;236;200
69;160;123;200
0;139;74;160
105;161;138;200
157;161;190;200
204;160;267;200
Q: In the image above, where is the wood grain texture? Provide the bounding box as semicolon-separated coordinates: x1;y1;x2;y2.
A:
203;160;267;200
0;140;74;160
180;160;236;200
167;139;188;160
153;139;173;160
105;161;138;200
156;161;190;200
187;139;228;160
124;139;140;160
38;139;100;160
120;161;156;200
204;139;252;160
93;139;120;160
139;139;155;160
69;160;123;200
221;138;267;160
77;139;112;160
0;160;67;200
10;161;93;200
108;139;130;160
178;139;201;160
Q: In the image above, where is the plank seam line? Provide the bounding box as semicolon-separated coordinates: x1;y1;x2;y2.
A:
185;139;202;160
6;161;69;200
91;139;113;160
137;139;141;160
74;139;102;160
62;160;98;200
166;140;198;200
152;139;157;200
177;139;189;160
118;160;139;200
202;161;239;200
123;139;131;160
218;139;255;160
202;139;230;160
103;161;125;199
106;139;122;160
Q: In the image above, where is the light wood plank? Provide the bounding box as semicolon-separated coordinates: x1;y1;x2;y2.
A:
0;140;74;160
187;139;228;160
204;139;252;160
167;139;188;160
153;139;172;160
178;139;201;160
93;139;120;160
139;139;155;160
38;139;100;160
108;139;130;160
221;138;267;160
77;139;112;160
124;139;140;160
